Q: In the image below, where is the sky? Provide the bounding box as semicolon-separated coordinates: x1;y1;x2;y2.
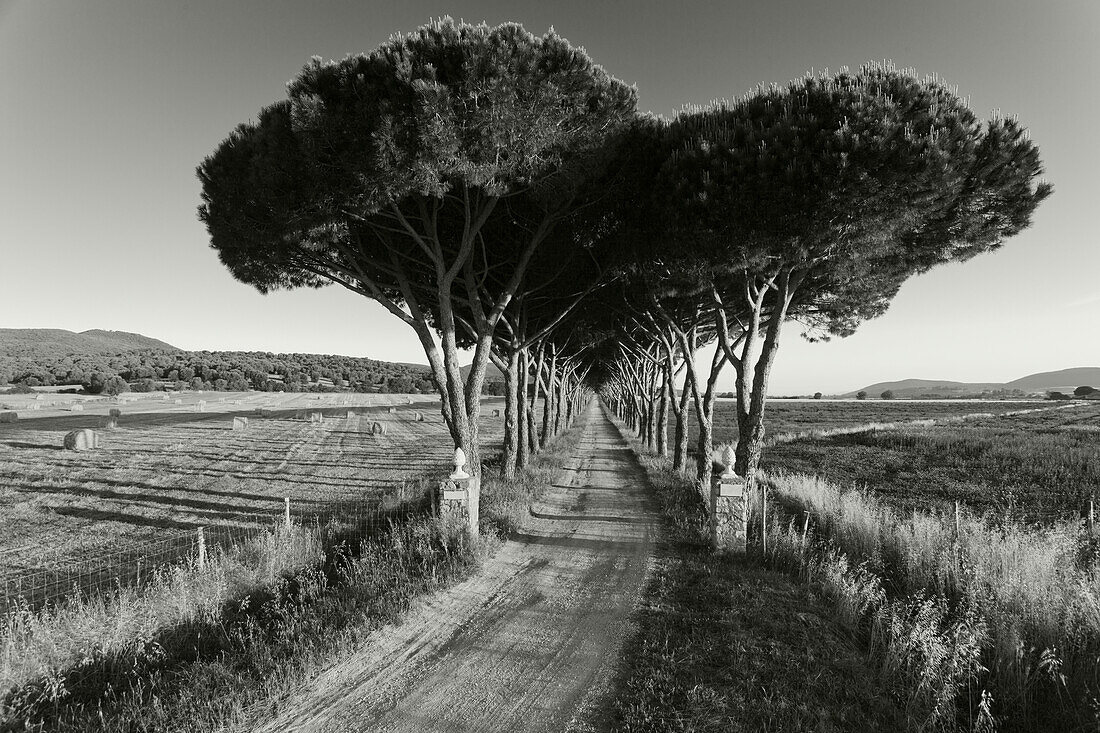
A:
0;0;1096;394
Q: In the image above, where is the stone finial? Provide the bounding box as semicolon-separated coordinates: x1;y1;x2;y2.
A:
450;447;470;480
722;445;737;476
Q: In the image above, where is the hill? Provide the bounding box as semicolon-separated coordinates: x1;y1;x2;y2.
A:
1004;367;1100;393
847;367;1100;398
0;328;178;357
460;362;505;382
0;328;510;395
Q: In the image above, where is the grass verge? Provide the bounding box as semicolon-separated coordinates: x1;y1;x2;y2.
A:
0;415;588;732
766;469;1100;732
607;414;904;732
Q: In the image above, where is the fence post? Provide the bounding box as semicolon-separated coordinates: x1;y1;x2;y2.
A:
197;527;206;570
1089;499;1095;537
802;511;811;546
761;482;768;557
284;497;291;529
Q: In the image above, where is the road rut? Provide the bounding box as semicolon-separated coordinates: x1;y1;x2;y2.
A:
256;402;656;733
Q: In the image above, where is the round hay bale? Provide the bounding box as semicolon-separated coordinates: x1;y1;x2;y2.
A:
104;417;118;430
492;409;501;417
310;411;323;424
232;416;249;430
109;408;122;417
345;410;356;419
63;428;99;451
371;421;386;435
388;407;397;414
414;412;424;422
174;399;183;404
0;411;18;423
70;403;84;412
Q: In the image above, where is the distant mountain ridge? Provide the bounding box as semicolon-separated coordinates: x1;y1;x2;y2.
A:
846;367;1100;397
0;328;179;356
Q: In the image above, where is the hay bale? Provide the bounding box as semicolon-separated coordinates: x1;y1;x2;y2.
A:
104;417;118;430
492;409;501;417
196;401;206;413
29;404;40;411
63;429;99;451
345;410;356;419
109;408;122;417
407;396;414;404
388;407;397;414
0;411;18;423
70;404;84;412
414;412;424;422
310;411;323;424
371;421;386;435
232;417;249;430
174;399;183;404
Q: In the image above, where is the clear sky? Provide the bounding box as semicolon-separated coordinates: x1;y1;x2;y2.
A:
0;0;1096;393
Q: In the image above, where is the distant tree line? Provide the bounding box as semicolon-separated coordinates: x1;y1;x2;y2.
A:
0;350;444;394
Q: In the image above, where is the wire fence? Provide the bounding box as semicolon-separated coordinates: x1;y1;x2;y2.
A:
0;491;433;616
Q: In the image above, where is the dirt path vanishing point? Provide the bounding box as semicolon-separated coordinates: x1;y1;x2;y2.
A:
255;402;657;733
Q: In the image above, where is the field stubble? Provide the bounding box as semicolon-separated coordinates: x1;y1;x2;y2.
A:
0;391;506;601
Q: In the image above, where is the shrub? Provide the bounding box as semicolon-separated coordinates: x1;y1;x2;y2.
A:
881;389;895;400
103;376;129;396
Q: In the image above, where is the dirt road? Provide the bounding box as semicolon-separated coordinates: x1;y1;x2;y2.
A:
255;402;656;733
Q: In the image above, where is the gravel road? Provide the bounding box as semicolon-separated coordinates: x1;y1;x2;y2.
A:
255;402;657;733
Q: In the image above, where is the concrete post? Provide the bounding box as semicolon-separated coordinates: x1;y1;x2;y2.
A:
196;527;206;570
710;445;747;553
438;447;480;534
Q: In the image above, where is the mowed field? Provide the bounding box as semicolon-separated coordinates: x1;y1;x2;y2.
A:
0;391;505;577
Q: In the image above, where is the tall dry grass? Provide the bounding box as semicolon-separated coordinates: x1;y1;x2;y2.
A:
766;469;1100;731
1;522;323;708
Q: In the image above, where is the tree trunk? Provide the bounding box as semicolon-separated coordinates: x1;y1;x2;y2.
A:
694;396;715;488
733;269;801;492
501;349;520;479
517;348;530;470
670;379;691;472
553;370;567;438
528;344;544;455
540;348;557;448
656;367;669;457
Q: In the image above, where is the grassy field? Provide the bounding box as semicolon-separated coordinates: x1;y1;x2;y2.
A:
762;402;1100;518
629;401;1100;730
697;398;1053;446
0;391;505;579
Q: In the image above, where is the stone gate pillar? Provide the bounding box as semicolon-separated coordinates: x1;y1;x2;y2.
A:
438;447;480;534
711;446;747;552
